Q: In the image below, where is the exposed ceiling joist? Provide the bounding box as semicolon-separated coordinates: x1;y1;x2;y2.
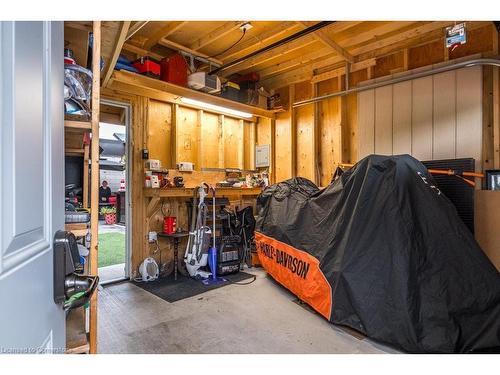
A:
158;38;223;65
352;21;490;60
350;21;452;56
211;21;334;76
264;21;492;89
336;21;419;48
102;21;131;88
219;34;319;77
143;21;187;51
297;21;354;62
122;42;164;60
189;21;246;51
258;48;335;80
126;21;149;41
310;58;376;83
217;21;300;61
263;56;345;88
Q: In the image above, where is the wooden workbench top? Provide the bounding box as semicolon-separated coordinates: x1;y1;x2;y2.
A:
143;187;263;198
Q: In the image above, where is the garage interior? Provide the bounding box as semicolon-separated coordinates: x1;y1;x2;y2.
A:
60;20;500;355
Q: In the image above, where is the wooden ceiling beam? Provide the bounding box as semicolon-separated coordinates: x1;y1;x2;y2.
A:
258;48;335;80
158;38;223;65
126;21;149;41
189;21;246;51
348;21;453;57
217;21;300;62
297;21;354;62
310;58;376;83
102;21;131;88
122;42;164;60
264;21;492;89
352;21;491;60
220;34;319;77
143;21;187;51
262;54;347;88
336;21;419;48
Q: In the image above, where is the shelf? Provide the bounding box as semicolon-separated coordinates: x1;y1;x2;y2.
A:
144;187;262;198
109;70;276;119
65;120;92;130
65;223;89;237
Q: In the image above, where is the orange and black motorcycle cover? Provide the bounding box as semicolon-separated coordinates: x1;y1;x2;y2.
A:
255;154;500;353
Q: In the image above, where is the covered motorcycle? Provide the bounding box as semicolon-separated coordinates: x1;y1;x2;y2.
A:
255;154;500;353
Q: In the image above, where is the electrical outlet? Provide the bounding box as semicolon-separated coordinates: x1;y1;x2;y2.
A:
240;23;253;32
148;231;157;243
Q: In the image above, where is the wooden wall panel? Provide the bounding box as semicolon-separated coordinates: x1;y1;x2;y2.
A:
275;112;292;182
358;89;375;159
147;100;172;168
408;40;444;70
374;86;393;155
346;93;358;163
411;76;433;160
318;77;342;186
357;67;483;169
223;116;244;169
243;121;256;170
319;96;341;186
456;66;482;169
200;112;220;168
392;81;412;155
295;104;315;181
433;71;456;160
176;106;199;166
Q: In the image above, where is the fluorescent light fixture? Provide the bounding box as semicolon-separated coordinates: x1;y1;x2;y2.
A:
180;97;253;119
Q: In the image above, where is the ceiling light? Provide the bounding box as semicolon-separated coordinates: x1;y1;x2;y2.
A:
180;97;253;119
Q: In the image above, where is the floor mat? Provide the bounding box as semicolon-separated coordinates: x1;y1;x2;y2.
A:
131;272;255;302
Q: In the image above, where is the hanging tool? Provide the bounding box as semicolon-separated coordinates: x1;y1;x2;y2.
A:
428;168;484;187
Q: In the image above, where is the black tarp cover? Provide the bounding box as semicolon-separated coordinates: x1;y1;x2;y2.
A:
255;154;500;353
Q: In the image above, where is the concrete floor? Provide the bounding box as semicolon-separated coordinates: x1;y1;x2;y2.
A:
97;268;398;354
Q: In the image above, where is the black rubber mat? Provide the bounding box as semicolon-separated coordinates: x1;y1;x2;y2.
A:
131;272;255;302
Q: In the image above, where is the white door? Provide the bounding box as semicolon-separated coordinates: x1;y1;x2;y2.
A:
0;21;65;353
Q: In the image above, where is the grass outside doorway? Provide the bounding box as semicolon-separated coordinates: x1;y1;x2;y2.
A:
98;232;125;268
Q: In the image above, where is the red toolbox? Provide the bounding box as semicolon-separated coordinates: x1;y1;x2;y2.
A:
132;57;161;78
160;53;188;86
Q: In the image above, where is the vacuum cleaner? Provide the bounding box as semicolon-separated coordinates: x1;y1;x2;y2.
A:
184;184;212;278
203;186;226;285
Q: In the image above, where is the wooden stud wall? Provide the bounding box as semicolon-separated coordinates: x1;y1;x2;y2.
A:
101;88;268;275
98;22;499;275
144;102;257;171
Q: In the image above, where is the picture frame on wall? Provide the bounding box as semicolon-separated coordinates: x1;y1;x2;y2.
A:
485;170;500;191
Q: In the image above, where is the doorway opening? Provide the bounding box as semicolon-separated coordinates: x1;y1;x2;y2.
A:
97;101;131;284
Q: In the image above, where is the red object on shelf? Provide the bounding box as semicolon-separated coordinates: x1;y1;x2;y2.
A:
233;72;260;84
108;195;117;206
163;216;177;234
132;57;161;78
160;54;188;86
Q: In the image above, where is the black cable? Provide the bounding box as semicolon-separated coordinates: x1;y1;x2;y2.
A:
209;29;246;59
227;274;257;285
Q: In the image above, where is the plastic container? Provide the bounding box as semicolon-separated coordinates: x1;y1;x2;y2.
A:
160;54;188;86
132;57;161;78
221;82;241;101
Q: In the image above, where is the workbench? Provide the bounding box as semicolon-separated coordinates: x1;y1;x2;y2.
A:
142;187;262;279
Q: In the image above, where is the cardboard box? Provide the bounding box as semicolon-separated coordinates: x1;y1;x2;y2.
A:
474;190;500;271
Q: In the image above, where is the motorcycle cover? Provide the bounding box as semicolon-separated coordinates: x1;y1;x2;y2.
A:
255;154;500;353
